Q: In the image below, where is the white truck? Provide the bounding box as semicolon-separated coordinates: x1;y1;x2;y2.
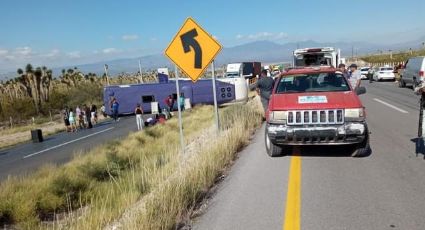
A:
219;62;261;103
293;47;342;68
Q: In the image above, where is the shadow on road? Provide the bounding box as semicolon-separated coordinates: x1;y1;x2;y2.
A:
410;138;425;159
283;145;372;158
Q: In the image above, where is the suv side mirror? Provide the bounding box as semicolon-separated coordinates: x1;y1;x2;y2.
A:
355;86;366;95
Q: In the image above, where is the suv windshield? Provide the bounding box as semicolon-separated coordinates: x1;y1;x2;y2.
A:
276;72;350;93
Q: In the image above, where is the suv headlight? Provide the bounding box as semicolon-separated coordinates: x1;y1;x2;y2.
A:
345;108;365;121
269;111;287;124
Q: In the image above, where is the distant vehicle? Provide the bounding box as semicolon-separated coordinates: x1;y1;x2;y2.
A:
265;67;370;157
373;66;395;81
220;62;261;103
399;56;425;88
360;67;370;80
293;47;341;67
157;68;169;76
103;79;236;115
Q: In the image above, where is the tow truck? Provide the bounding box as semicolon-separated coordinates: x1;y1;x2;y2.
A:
265;67;371;157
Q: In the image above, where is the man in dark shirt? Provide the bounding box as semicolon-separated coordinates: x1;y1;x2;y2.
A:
251;69;275;114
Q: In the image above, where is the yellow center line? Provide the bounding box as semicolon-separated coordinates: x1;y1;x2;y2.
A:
283;150;302;230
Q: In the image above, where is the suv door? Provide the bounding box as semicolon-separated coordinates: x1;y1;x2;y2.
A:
403;59;413;84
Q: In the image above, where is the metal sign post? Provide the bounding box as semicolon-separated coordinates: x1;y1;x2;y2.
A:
211;61;220;132
175;65;185;153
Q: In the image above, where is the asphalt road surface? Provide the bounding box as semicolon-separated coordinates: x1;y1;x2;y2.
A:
193;81;425;230
0;115;151;180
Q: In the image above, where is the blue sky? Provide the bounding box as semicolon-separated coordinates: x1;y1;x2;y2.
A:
0;0;424;71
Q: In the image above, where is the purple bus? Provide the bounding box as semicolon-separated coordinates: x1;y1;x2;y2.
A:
103;79;236;115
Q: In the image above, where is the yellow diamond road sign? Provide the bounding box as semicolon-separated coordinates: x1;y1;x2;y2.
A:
165;17;222;82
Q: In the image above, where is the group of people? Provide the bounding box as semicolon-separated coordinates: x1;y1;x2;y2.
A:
336;63;362;88
134;103;167;131
62;104;99;132
164;93;185;112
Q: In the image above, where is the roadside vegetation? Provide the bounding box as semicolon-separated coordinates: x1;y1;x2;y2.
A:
360;48;425;64
0;98;263;229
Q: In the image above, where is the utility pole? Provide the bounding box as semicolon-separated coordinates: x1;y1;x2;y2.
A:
104;64;110;86
351;46;354;60
389;49;393;59
138;60;144;83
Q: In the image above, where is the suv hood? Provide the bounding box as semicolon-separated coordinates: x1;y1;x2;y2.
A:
270;91;363;110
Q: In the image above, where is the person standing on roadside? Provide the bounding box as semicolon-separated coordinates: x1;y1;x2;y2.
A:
85;105;93;128
91;104;98;125
368;66;374;83
75;106;81;127
179;93;185;111
164;95;174;113
348;64;361;90
68;108;77;132
250;69;275;115
100;104;107;118
111;99;120;122
337;64;349;78
135;103;144;131
62;106;70;132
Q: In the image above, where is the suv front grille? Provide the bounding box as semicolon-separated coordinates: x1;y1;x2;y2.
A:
287;109;344;125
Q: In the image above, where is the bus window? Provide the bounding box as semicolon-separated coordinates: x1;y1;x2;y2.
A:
142;95;155;103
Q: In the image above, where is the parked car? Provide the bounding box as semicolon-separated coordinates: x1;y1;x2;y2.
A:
373;66;395;81
399;56;425;88
360;67;370;80
265;67;370;157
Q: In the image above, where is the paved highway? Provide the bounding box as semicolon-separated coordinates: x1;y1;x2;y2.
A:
193;81;425;230
0;116;149;180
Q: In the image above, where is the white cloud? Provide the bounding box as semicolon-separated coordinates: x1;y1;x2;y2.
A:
15;46;32;56
102;48;120;54
237;32;289;41
5;55;15;61
150;37;158;42
122;34;139;41
0;49;8;56
67;51;81;58
43;49;60;58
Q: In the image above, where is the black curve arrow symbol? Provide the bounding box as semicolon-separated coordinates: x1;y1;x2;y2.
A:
180;28;202;69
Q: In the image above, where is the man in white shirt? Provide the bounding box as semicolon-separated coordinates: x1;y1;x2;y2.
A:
348;64;361;90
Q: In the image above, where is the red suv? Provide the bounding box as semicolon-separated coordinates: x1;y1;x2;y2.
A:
265;67;371;157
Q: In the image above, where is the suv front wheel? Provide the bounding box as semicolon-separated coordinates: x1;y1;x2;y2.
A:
264;128;290;157
351;133;371;157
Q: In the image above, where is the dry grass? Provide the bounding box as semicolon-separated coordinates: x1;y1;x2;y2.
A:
0;98;264;230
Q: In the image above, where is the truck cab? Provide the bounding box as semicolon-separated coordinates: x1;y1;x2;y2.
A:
265;67;370;157
293;47;341;67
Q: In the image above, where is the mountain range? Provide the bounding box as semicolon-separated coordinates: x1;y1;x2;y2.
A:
2;36;425;79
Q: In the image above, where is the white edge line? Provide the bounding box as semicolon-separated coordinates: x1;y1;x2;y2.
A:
23;127;115;159
373;98;409;114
